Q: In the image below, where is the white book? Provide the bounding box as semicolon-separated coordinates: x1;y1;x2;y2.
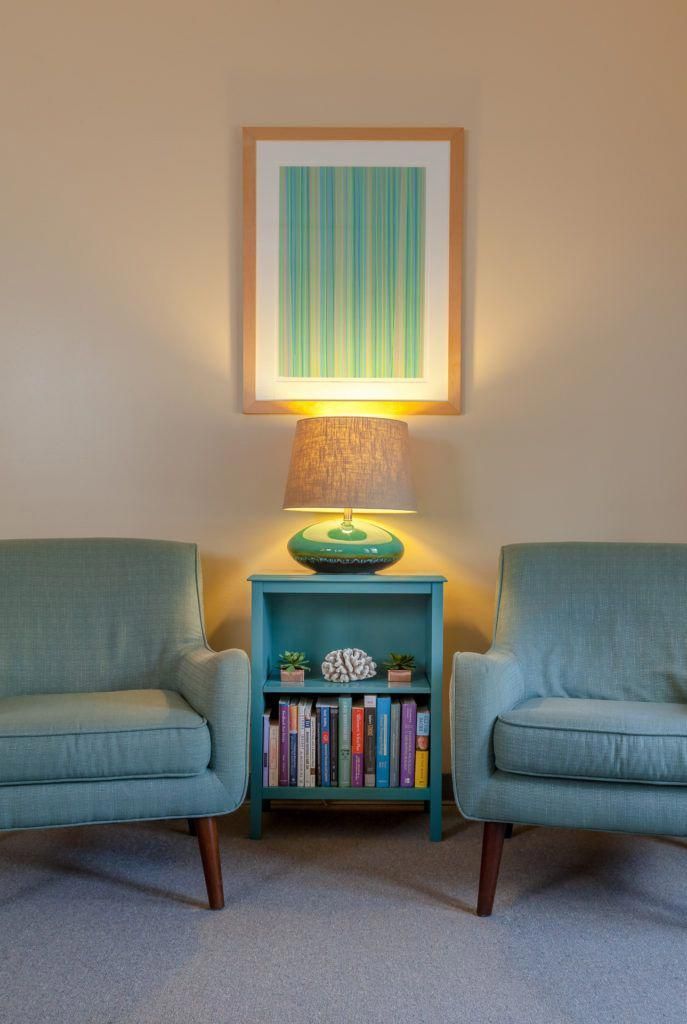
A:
297;698;307;786
303;700;313;787
268;716;279;787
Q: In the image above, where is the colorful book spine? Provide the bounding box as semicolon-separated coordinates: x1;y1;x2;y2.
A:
262;710;270;785
330;703;339;787
278;698;290;786
414;749;429;787
315;700;323;786
268;716;279;786
416;706;430;749
389;699;401;788
364;695;377;787
351;699;364;787
320;699;331;786
303;701;313;787
307;702;317;786
400;698;417;787
414;705;430;787
297;698;307;787
338;696;352;787
375;696;391;788
289;700;298;787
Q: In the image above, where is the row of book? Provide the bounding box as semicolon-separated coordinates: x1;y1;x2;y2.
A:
262;696;430;789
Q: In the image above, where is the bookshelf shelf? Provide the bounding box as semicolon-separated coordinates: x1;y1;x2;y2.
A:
249;573;445;842
263;675;432;695
262;786;431;801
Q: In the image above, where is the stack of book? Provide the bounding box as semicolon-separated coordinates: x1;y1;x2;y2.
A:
262;696;430;789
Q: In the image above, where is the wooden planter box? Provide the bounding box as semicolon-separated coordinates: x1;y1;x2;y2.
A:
387;669;412;684
280;668;305;684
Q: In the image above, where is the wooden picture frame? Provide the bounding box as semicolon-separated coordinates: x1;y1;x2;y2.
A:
243;127;463;415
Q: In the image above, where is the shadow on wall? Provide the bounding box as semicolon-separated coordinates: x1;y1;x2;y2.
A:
446;619;490;660
200;554;250;654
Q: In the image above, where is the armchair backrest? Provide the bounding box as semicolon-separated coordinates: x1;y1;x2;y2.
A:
494;542;687;702
0;539;205;696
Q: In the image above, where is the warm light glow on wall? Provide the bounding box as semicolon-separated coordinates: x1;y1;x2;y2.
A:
270;400;434;419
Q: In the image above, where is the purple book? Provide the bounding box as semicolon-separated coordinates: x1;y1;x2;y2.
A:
262;711;270;786
278;698;290;786
400;698;417;787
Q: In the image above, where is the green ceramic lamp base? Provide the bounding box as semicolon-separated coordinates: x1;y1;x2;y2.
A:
287;516;404;574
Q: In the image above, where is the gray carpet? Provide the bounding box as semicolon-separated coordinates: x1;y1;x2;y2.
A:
1;804;685;1024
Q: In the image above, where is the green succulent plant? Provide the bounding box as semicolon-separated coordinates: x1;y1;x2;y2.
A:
384;652;416;671
278;651;311;672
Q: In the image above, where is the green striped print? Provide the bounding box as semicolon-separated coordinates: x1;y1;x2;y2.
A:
279;166;425;379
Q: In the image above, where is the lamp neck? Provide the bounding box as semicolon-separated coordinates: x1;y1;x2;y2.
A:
340;507;354;533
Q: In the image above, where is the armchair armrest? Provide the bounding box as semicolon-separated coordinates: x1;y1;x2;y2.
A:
177;646;250;811
450;648;524;819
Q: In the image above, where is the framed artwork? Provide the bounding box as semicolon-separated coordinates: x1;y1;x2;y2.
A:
243;127;463;414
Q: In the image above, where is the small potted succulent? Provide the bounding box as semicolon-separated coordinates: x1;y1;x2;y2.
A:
385;652;416;684
278;650;310;684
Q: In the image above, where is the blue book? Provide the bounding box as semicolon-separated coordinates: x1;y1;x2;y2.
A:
317;698;331;786
376;696;391;788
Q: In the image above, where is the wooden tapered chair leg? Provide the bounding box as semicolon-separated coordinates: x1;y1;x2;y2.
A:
194;816;225;910
477;821;507;917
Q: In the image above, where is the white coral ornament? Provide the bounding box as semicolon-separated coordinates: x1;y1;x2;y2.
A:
321;648;377;682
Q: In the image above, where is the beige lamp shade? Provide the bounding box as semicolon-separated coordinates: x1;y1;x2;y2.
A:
283;416;416;514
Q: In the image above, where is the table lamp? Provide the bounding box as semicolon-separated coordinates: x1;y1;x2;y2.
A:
282;416;416;573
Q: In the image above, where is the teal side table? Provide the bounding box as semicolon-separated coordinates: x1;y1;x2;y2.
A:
249;574;445;841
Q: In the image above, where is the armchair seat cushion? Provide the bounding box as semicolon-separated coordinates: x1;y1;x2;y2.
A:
0;689;211;785
494;697;687;786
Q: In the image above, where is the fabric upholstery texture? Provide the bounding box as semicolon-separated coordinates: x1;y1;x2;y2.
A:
0;773;232;831
0;538;205;697
494;697;687;785
493;542;687;703
451;542;687;836
176;645;250;811
0;689;210;784
0;538;250;830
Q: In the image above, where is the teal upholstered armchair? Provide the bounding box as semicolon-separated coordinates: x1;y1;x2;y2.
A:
0;539;249;909
452;542;687;915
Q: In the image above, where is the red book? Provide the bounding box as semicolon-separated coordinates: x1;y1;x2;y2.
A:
351;699;365;787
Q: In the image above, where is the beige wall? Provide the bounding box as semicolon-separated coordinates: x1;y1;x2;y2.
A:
2;2;686;763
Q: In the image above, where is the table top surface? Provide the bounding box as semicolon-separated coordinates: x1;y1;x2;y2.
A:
248;573;447;583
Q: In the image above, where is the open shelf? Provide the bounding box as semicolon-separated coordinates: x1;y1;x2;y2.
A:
250;574;444;840
263;786;430;801
263;675;431;695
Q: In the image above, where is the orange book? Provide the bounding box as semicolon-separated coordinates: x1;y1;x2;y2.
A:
351;700;365;787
